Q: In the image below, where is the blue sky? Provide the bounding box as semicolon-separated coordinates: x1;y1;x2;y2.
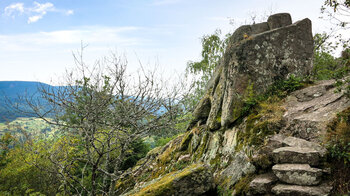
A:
0;0;336;84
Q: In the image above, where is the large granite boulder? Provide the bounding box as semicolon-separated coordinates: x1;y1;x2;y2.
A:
191;13;314;131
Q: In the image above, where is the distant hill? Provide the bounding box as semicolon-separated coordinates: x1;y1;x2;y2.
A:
0;81;53;122
0;117;60;141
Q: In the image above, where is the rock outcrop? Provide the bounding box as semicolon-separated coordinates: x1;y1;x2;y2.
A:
249;135;332;196
191;13;314;131
116;13;350;196
121;164;214;196
281;79;350;141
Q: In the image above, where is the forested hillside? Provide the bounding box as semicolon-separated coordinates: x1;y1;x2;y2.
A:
0;81;53;122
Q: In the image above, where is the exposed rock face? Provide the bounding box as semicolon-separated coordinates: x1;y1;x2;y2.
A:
281;79;350;141
192;13;314;131
116;13;350;196
121;164;214;196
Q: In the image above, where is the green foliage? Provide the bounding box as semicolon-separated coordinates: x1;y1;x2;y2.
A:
326;107;350;163
120;139;151;171
267;75;308;97
234;76;305;149
233;174;255;196
238;75;308;122
185;30;230;110
0;132;17;168
313;33;348;80
0;139;61;196
155;135;178;147
312;32;350;103
0;117;59;142
240;82;258;117
314;51;339;80
237;96;284;149
325;107;350;195
217;185;233;196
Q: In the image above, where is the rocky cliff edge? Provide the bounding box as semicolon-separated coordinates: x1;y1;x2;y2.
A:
115;13;350;196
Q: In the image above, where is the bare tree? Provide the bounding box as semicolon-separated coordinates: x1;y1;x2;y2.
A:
11;47;189;195
321;0;350;28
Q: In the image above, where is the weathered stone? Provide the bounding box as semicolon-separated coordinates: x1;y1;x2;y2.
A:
122;164;214;196
259;134;286;155
252;134;285;169
272;164;323;185
282;136;327;157
249;173;278;195
268;13;292;29
202;131;221;162
191;13;314;131
222;128;238;154
192;96;211;125
230;22;270;44
282;79;350;141
272;183;332;196
220;151;256;187
273;147;320;166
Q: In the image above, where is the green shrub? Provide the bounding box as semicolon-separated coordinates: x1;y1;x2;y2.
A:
313;51;339;80
120;139;151;171
325;107;350;195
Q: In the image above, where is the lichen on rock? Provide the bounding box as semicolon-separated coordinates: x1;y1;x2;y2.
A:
122;164;214;196
115;13;350;196
191;13;314;131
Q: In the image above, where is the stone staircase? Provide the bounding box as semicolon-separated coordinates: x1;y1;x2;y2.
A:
249;136;332;196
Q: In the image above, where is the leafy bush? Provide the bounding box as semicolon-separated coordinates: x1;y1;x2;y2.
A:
313;33;350;80
325;107;350;195
326;107;350;162
120;139;151;171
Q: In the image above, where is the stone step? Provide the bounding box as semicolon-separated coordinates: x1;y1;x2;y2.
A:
282;136;327;157
271;183;332;196
272;164;323;186
272;146;320;166
249;173;278;195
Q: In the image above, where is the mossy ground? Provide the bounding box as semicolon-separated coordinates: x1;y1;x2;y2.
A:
233;174;255;196
236;96;285;151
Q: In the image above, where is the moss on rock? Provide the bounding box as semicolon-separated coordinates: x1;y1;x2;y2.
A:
125;164;213;196
233;174;255;196
236;97;285;150
179;131;193;151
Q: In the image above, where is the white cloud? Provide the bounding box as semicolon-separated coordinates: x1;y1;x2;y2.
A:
30;2;54;13
3;1;73;23
28;15;42;23
4;3;24;16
